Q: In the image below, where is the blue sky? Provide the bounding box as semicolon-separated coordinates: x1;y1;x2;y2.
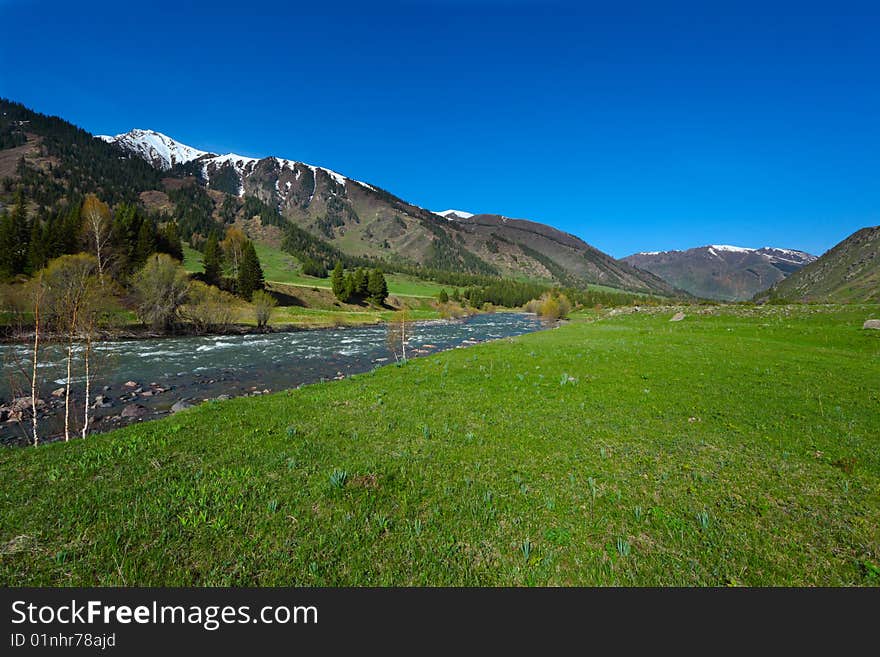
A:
1;0;878;257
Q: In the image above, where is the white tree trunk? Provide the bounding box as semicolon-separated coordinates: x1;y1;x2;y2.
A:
81;331;91;439
64;339;73;442
30;284;41;447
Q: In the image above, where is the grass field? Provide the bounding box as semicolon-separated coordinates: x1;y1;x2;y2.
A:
1;305;878;585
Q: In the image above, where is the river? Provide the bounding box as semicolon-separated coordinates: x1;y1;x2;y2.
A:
0;312;549;445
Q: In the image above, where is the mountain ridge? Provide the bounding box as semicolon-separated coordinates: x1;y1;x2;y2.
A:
763;226;879;303
99;126;675;295
623;244;816;301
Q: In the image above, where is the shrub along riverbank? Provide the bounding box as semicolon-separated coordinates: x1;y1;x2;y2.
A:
1;304;878;585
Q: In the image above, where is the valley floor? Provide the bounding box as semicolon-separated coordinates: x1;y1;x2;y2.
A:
1;304;878;585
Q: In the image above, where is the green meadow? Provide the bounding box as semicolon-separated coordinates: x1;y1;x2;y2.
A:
1;305;878;585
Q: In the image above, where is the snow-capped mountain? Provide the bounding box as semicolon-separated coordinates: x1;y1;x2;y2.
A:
623;244;817;301
96;127;675;295
98;129;212;171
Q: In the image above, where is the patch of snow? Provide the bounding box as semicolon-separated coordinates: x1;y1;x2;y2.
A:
434;209;475;220
354;179;377;191
708;244;753;253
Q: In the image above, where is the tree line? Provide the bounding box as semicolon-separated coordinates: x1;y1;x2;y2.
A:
330;262;388;305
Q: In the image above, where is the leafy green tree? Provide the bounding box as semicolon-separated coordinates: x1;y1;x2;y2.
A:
367;269;388;304
203;234;223;287
251;289;277;329
237;241;264;301
331;261;347;301
132;254;190;331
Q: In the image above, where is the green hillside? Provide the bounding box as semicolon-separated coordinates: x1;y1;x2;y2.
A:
766;226;880;303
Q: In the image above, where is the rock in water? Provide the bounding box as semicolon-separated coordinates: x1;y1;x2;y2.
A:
863;319;880;330
121;404;149;418
670;312;686;322
51;387;66;398
92;395;113;408
171;400;195;413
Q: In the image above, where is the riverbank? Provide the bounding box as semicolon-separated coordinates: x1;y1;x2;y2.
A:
0;306;451;345
0;312;547;446
1;304;877;585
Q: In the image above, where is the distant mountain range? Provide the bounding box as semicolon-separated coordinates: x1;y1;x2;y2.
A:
623;245;816;301
99;128;674;295
763;226;879;303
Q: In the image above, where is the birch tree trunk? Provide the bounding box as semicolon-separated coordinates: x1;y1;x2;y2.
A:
30;275;42;447
63;307;78;442
81;328;92;439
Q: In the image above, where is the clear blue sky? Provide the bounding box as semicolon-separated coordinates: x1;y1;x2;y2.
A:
1;0;878;257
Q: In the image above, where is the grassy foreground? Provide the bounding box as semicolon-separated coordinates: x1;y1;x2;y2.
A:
1;305;878;586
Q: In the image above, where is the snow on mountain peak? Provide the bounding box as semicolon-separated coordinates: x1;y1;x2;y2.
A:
98;129;359;194
434;209;475;220
99;129;211;171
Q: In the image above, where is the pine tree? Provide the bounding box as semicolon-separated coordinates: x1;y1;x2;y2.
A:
161;222;184;261
203;234;223;287
237;241;264;301
0;191;31;278
438;288;449;304
331;261;347;301
367;269;388;305
352;267;368;300
134;218;157;266
27;219;48;272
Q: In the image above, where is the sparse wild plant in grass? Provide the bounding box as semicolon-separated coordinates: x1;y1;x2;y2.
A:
696;511;710;530
616;537;631;557
329;469;348;489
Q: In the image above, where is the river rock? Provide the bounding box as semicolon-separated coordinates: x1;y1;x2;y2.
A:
863;319;880;330
92;395;113;408
140;390;154;397
670;312;686;322
51;387;66;398
124;381;138;388
214;394;231;401
171;400;195;413
121;403;149;418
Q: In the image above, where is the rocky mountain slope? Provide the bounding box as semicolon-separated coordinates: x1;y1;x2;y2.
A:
100;127;674;294
623;244;816;300
762;226;879;302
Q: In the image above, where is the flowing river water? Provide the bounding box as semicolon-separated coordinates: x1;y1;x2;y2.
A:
0;312;549;445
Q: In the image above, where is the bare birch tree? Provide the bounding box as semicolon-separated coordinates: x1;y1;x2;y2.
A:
81;194;112;286
386;308;410;363
43;254;100;441
220;226;248;282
